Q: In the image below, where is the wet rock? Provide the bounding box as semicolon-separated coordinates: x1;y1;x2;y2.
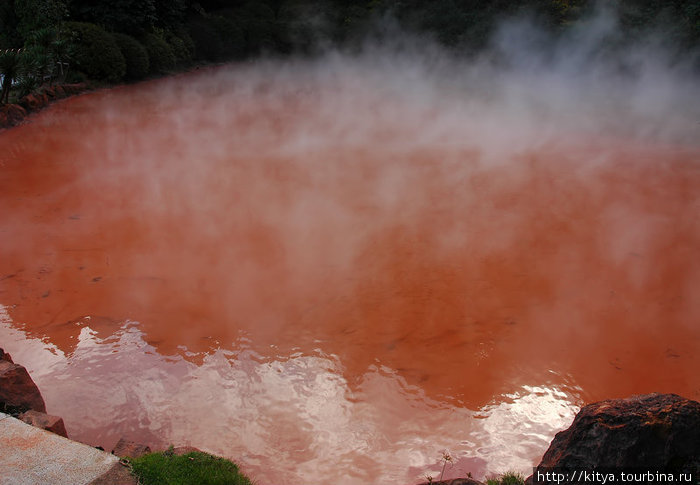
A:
418;478;485;485
0;347;13;363
88;462;139;485
0;359;46;414
0;104;27;126
62;83;87;95
528;393;700;482
112;437;151;458
19;409;68;438
19;94;47;112
171;446;204;455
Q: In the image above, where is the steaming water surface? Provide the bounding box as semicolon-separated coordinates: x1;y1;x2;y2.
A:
0;58;699;484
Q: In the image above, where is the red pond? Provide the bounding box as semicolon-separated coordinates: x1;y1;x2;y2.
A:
0;62;698;484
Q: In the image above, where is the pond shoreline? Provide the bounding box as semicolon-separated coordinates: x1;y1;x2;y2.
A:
0;83;91;130
3;347;699;485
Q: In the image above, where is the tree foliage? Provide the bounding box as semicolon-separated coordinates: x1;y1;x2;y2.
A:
142;32;175;74
0;0;698;94
69;0;157;35
13;0;67;39
0;1;22;47
64;21;126;82
113;33;149;81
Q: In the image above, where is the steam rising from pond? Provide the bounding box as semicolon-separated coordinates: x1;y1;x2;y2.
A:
0;8;699;485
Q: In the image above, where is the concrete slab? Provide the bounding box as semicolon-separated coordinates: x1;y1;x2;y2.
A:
0;412;121;485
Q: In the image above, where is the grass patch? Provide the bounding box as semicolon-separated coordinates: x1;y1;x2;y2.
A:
487;471;525;485
128;449;253;485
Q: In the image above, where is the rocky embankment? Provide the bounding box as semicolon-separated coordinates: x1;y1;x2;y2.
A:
530;393;700;475
2;347;699;484
0;347;67;437
0;83;89;129
421;393;700;485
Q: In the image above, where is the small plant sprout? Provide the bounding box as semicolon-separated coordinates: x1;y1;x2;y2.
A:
425;475;434;484
439;449;453;481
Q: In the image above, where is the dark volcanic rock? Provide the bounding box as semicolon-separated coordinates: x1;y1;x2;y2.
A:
0;347;13;363
112;437;151;458
0;358;46;414
19;409;68;438
529;393;700;482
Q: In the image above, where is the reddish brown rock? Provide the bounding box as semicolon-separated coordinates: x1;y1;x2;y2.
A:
62;83;87;95
418;479;485;485
0;104;27;126
19;94;41;111
89;462;139;485
19;409;68;438
528;393;700;483
19;93;50;112
0;359;46;414
112;437;151;458
0;347;13;363
53;85;66;97
171;446;203;455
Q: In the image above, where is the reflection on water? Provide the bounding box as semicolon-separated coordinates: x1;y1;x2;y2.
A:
0;60;699;484
0;306;579;484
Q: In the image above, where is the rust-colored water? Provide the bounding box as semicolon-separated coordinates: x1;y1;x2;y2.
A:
1;62;699;484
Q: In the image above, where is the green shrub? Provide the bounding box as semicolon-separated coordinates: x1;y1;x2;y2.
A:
142;33;176;75
64;22;125;82
177;30;196;60
487;471;526;485
165;32;192;66
113;33;149;81
169;28;195;65
129;450;252;485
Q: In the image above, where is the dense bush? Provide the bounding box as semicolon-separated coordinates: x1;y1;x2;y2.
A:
177;29;196;60
142;32;176;75
64;21;125;82
188;13;246;62
165;30;193;66
113;33;149;81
